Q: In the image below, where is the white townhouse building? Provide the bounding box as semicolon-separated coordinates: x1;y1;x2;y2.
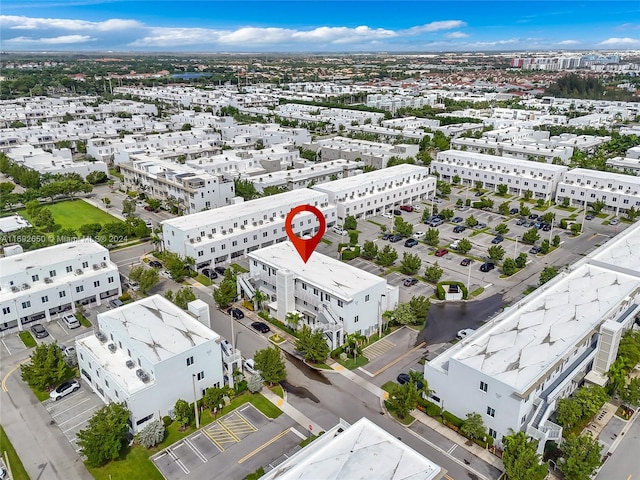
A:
313;164;436;224
162;189;337;269
219;123;311;147
251;159;363;193
434;150;568;200
75;295;225;433
555;168;640;215
241;242;399;349
424;221;640;453
6;145;108;180
0;240;121;333
304;136;419;169
120;156;235;214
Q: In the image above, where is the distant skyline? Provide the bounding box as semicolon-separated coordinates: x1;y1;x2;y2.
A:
1;1;639;53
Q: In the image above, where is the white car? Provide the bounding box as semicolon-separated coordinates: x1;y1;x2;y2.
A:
412;205;421;211
332;225;345;235
610;217;620;226
159;270;173;280
50;379;80;401
62;313;81;329
244;358;259;375
456;328;475;340
382;212;394;219
450;240;460;250
413;231;425;239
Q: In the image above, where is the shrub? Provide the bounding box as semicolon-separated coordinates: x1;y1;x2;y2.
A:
443;411;464;428
341;246;360;260
162;416;172;428
119;292;131;302
436;281;468;300
138;419;165;448
418;397;442;417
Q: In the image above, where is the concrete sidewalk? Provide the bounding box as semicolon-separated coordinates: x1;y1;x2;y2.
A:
261;387;325;434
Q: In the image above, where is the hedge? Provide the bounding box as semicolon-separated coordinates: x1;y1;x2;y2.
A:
443;411;464;428
436;281;468;300
417;397;442;417
341;246;360;261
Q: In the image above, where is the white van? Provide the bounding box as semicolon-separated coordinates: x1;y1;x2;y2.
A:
332;225;345;235
62;314;81;329
244;358;259;375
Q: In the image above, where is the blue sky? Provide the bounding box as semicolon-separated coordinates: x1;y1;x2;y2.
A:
1;1;639;52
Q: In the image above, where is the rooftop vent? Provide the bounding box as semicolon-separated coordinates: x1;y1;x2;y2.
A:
126;360;135;369
21;283;30;290
44;277;53;284
136;369;150;383
101;262;107;268
75;269;83;275
108;343;117;353
95;331;107;343
93;264;100;270
11;286;19;293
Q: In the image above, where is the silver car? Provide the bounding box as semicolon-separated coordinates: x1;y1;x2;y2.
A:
50;379;80;401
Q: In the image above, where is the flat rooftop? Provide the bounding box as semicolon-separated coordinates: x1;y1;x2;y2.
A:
0;239;107;278
564;167;640;184
261;417;442;480
161;188;327;231
432;263;640;394
438;149;569;172
0;214;32;233
96;295;218;364
250;242;385;301
312;164;431;193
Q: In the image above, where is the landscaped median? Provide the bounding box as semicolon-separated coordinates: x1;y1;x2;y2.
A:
0;425;29;480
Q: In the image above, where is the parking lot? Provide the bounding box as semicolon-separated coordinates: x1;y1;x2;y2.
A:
44;382;104;452
152;403;300;480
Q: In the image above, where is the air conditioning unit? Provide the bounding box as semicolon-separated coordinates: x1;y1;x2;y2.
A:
75;269;83;275
44;277;52;284
221;230;227;235
189;238;195;243
108;343;117;353
240;225;245;230
207;233;213;238
253;222;257;226
228;228;233;233
101;262;107;268
95;331;107;343
136;369;150;383
259;220;263;225
93;264;100;270
196;236;201;242
21;283;30;290
11;286;19;293
126;360;135;369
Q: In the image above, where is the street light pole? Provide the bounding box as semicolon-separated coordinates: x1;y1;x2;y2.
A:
378;293;386;338
514;235;518;258
466;263;471;294
192;374;200;429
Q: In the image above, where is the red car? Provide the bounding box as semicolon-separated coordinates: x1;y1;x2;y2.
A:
399;205;414;212
435;248;449;257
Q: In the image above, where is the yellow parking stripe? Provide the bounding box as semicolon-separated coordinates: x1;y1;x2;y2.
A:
202;428;226;452
237;430;289;464
217;419;241;442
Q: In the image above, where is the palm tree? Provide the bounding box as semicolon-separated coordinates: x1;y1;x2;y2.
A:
408;370;430;399
285;311;301;330
232;368;244;390
252;288;268;311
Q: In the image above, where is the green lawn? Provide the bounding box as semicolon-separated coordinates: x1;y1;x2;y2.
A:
269;384;284;398
77;312;92;328
0;425;30;480
18;199;122;231
195;274;212;286
335;355;369;370
18;331;36;348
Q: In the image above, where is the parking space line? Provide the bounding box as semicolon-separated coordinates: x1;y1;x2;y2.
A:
289;427;306;440
162;449;190;475
56;404;100;427
185;438;208;463
203;428;226;452
371;342;426;376
61;407;99;434
56;321;69;335
1;338;11;355
49;396;92;416
229;411;257;432
238;430;290;464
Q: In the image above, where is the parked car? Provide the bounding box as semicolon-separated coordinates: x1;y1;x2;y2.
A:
585;214;595;220
413;231;425;239
610;217;620;226
149;260;162;268
450;240;460;250
480;262;495;272
393;209;403;216
474;191;484;197
435;248;449;257
529;246;541;254
243;358;259;375
509;208;519;215
332;225;345;235
412;205;421;211
404;238;418;248
58;344;76;357
529;213;539;220
516;218;527;226
228;307;244;319
251;321;270;333
389;234;403;243
456;328;475;340
451;216;463;223
542;223;552;232
159;269;173;280
397;372;424;389
109;299;125;308
458;205;470;211
403;278;418;287
453;225;466;233
429;218;445;227
382;233;392;241
382;212;394;219
62;314;81;329
399;205;413;212
432;197;443;204
126;280;140;291
30;323;49;338
143;205;155;212
50;379;80;401
475;223;487;229
201;268;218;279
214;266;226;275
0;465;6;479
460;258;473;267
491;235;504;244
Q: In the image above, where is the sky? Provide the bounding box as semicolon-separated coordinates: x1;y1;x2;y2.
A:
1;1;639;53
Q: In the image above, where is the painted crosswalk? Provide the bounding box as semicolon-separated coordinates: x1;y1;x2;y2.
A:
363;338;396;360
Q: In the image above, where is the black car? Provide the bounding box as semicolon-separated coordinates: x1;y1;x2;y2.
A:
404;238;418;248
480;262;495;272
214;266;226;275
460;258;472;267
451;216;463;223
509;208;519;215
474;191;484;197
149;260;162;268
228;307;244;319
529;246;541;254
201;268;218;279
251;321;271;333
542;223;552;231
393;209;402;216
382;233;392;240
30;323;49;339
389;234;403;243
516;218;527;226
453;225;466;233
397;373;424;390
403;278;418;287
529;213;539;220
586;214;595;220
491;235;504;244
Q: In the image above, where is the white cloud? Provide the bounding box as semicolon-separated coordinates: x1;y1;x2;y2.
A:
445;31;469;39
557;40;579;45
403;20;467;35
1;15;141;32
598;37;640;46
5;34;94;44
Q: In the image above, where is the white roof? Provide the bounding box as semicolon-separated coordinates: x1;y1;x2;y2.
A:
437;263;639;393
261;417;441;480
161;188;327;231
313;164;431;193
97;295;218;364
438;149;568;172
0;214;32;233
0;239;107;278
249;242;385;300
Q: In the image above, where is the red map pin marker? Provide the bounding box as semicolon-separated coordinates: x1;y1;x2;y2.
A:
285;204;326;263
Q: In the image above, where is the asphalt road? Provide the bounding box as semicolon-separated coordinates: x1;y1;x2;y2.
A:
596;412;640;480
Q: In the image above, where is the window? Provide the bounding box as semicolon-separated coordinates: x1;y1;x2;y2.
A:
32;274;39;282
487;406;495;417
108;276;114;283
93;281;100;287
354;315;359;323
196;371;204;381
489;428;497;439
82;261;89;268
59;291;66;298
365;295;370;302
76;286;84;293
66;266;73;273
2;307;10;314
22;301;31;309
337;300;344;307
49;270;56;277
186;356;194;366
135;414;154;426
480;381;488;392
105;379;110;388
41;296;48;303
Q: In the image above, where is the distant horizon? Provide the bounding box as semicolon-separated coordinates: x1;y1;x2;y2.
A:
1;1;639;53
